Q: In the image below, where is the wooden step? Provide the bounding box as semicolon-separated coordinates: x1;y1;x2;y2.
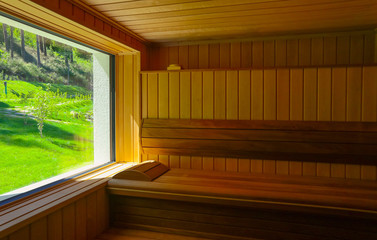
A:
95;228;214;240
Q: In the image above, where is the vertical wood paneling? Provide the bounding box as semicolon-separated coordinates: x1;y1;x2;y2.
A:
169;46;179;64
362;67;377;122
180;72;191;119
141;73;148;119
311;37;323;65
170;155;180;168
86;192;97;240
363;33;375;64
147;73;158;118
239;159;250;173
323;36;336;65
30;217;47;240
180;156;191;169
214;71;226;120
287;39;299;66
62;204;75;240
336;36;350;65
198;44;209;68
303;68;317;121
159;155;169;167
188;45;199;69
9;226;29;240
226;71;238;120
346;67;362;121
169;72;180;119
191;71;203;119
209;44;220;68
48;210;62;240
263;40;275;67
252;41;263;68
203;71;214;120
350;35;364;65
191;156;202;170
230;42;241;68
179;45;189;69
277;69;290;120
251;70;264;120
263;69;277;120
75;198;87;240
241;42;252;68
203;156;214;170
290;69;303;120
239;70;251;120
275;39;287;67
158;73;169;119
299;38;311;66
96;188;109;235
219;43;230;68
214;157;226;171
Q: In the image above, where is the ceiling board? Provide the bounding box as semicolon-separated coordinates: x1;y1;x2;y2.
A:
79;0;377;43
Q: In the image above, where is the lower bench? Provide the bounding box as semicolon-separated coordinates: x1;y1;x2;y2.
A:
107;163;377;240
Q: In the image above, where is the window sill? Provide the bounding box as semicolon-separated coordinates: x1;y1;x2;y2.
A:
0;162;132;238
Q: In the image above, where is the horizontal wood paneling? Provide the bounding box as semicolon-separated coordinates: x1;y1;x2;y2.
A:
141;66;377;180
148;32;375;70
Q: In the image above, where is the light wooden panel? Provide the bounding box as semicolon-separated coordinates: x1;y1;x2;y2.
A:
148;32;375;70
82;0;377;43
141;66;377;180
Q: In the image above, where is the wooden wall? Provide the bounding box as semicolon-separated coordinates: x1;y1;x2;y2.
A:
0;188;108;240
141;66;377;180
149;31;376;70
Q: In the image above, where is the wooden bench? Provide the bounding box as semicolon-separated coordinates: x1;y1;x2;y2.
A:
107;119;377;239
107;162;377;240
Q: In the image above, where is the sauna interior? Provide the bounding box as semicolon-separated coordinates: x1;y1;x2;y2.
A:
1;0;377;239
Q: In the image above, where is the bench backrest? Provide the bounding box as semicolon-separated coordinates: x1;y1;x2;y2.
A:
141;119;377;164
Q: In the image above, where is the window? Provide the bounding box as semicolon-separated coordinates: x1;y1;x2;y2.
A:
0;14;114;202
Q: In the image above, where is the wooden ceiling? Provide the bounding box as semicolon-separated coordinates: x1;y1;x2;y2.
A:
80;0;377;43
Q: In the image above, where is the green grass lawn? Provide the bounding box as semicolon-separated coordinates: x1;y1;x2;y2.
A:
0;80;94;195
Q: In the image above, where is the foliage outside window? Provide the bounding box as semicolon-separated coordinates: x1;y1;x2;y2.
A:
0;15;111;199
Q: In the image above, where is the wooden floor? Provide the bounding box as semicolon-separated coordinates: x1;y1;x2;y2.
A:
96;228;212;240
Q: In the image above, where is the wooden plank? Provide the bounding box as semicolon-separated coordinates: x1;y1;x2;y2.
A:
214;71;226;120
159;47;169;70
75;198;87;240
226;158;238;172
219;43;230;68
202;157;214;170
275;39;287;67
252;41;263;68
363;33;375;64
317;163;331;177
158;155;169;167
303;68;317;121
251;70;264;120
230;42;241;68
299;38;311;66
362;66;377;121
180;72;191;119
303;162;316;177
276;161;289;175
9;226;29;240
241;41;252;68
263;160;276;174
277;69;289;120
62;204;75;240
347;67;362;121
86;192;97;240
147;73;158;118
30;217;47;240
323;36;336;65
332;68;347;121
179;45;189;69
191;71;203;119
48;210;62;240
263;69;277;120
170;155;180;168
287;39;298;66
238;159;250;173
180;156;191;169
198;44;209;69
311;37;324;65
209;43;220;68
169;72;180;119
191;156;202;170
168;46;179;65
289;162;302;176
203;71;214;120
290;68;303;120
263;40;275;67
331;164;346;179
346;164;361;180
317;68;332;121
361;165;377;181
141;73;148;119
96;188;109;235
158;72;169;119
238;70;251;120
226;71;238;120
214;157;226;171
350;35;364;65
336;36;350;65
251;159;263;173
188;45;199;69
